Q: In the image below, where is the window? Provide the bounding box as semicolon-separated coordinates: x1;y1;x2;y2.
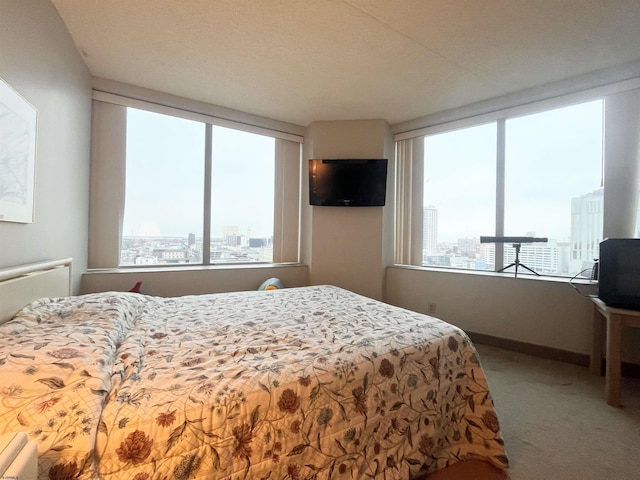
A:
121;109;205;265
504;101;603;275
210;126;275;264
120;107;282;266
414;99;604;277
423;123;496;270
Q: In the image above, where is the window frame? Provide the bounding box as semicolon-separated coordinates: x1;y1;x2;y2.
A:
89;92;303;269
395;95;608;278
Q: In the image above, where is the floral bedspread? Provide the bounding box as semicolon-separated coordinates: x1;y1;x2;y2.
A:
0;286;508;479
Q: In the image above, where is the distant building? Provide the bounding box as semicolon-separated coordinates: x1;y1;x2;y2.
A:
423;206;438;254
570;188;603;273
480;240;568;276
225;234;243;247
153;247;188;263
249;237;271;248
457;237;478;257
224;226;240;237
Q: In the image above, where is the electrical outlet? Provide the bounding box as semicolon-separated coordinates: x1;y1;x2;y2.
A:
427;303;436;314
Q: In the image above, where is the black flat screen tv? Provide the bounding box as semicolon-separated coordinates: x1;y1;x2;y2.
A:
598;238;640;310
309;159;388;206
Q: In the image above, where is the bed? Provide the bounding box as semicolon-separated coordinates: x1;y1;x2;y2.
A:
0;259;508;479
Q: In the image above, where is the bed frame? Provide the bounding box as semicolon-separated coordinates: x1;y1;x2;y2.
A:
0;258;72;325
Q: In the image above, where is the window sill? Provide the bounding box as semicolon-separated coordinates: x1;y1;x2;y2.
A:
85;262;306;275
388;264;597;286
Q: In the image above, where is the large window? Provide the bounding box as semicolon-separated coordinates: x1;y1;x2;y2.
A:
423;123;496;270
504;101;604;275
121;108;278;266
209;126;275;264
418;99;604;277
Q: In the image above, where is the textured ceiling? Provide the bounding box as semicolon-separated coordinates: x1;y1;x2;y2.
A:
51;0;640;126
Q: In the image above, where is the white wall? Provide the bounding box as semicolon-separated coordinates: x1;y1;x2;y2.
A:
386;265;640;364
0;0;91;292
302;120;394;300
82;264;309;297
386;266;591;350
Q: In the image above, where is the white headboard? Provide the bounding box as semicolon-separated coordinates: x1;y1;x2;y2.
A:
0;258;72;325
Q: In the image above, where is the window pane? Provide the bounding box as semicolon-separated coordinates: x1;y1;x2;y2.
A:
504;100;603;276
423;123;496;270
210;127;275;263
121;108;205;266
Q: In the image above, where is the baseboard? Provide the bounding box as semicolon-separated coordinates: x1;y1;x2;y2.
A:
467;331;640;379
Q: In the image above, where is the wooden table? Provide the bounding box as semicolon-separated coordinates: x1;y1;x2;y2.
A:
591;297;640;406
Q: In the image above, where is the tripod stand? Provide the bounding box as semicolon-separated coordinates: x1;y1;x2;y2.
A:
499;242;540;277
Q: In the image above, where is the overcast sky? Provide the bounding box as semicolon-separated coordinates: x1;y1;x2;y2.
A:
123;108;274;238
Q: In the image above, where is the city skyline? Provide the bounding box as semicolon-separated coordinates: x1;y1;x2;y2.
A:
421;186;603;276
120;228;274;266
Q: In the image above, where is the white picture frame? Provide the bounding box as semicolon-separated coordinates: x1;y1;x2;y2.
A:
0;77;37;223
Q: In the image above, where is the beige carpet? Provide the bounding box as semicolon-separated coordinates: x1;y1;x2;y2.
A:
425;344;640;480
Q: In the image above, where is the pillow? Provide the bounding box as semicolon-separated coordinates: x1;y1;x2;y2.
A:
258;278;284;291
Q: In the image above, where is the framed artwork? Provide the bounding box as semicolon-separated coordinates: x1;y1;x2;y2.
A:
0;76;37;223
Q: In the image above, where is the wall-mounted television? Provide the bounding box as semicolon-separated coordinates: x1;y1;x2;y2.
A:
598;238;640;310
309;159;388;207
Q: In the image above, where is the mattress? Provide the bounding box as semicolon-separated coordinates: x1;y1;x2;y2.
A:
0;285;508;479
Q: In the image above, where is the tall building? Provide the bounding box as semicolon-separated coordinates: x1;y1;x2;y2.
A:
570;188;603;273
423;206;438;254
479;241;569;275
223;225;240;237
457;237;478;257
